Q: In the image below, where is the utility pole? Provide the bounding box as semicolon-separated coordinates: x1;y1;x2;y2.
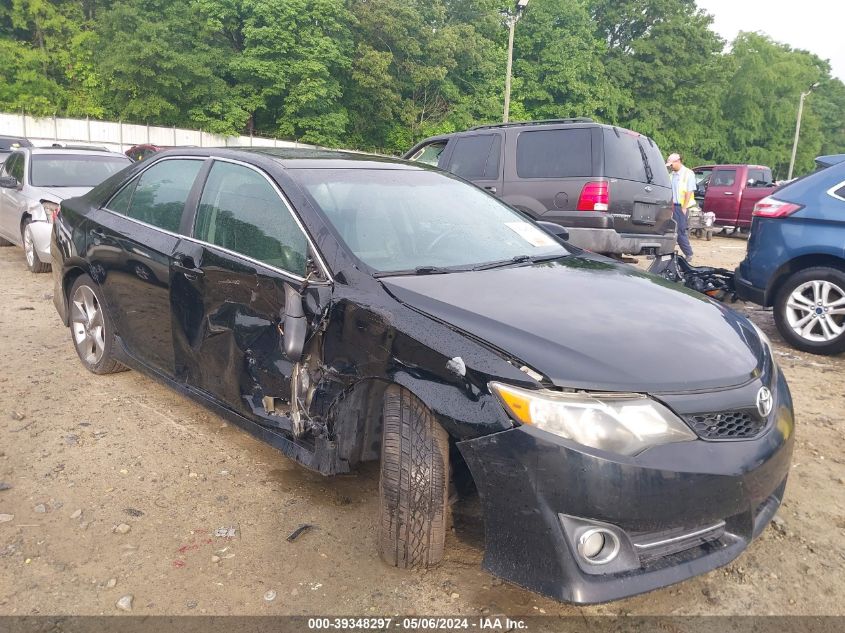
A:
787;82;819;180
503;0;529;123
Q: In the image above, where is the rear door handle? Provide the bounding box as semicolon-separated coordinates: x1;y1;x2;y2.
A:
173;254;203;280
724;191;734;195
484;186;497;194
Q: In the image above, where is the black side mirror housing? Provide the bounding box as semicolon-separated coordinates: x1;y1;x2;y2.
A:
0;176;19;189
536;220;570;242
281;284;306;362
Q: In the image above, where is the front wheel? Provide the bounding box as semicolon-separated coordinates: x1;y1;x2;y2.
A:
23;221;50;273
68;274;128;374
378;385;449;569
774;267;845;355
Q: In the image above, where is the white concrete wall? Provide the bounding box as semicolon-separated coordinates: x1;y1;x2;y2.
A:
0;112;316;153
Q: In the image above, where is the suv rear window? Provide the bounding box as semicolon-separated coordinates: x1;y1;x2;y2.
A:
638;137;672;188
449;134;501;180
603;129;646;183
516;129;591;179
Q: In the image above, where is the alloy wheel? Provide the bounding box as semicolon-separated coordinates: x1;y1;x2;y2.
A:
71;285;106;365
23;226;35;268
785;280;845;342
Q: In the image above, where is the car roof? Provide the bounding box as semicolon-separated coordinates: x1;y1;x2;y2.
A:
22;147;132;158
694;164;770;170
152;147;426;171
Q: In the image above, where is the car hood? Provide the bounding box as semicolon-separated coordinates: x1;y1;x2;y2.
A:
34;186;93;201
380;256;764;393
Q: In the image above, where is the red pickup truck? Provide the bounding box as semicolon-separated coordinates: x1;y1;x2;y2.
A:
693;164;778;230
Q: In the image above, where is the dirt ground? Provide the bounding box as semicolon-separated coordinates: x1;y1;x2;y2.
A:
0;234;843;618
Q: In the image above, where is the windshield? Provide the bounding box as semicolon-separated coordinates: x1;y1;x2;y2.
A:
294;168;567;274
30;154;131;187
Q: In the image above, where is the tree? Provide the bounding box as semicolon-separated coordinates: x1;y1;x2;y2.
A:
721;33;827;177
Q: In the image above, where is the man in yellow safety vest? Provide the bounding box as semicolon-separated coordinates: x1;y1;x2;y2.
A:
666;152;696;261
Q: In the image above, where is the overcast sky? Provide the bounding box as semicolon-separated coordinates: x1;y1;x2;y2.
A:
695;0;845;81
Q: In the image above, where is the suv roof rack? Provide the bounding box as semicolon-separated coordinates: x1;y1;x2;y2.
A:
469;118;594;131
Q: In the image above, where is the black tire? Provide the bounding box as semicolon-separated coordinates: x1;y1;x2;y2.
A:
378;385;449;569
705;231;712;241
22;220;50;273
774;267;845;356
0;236;12;246
68;274;128;374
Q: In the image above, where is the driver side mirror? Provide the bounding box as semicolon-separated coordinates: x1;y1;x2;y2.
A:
280;284;307;363
0;176;19;189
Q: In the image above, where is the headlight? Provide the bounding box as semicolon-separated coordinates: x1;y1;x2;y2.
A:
750;321;772;356
490;382;696;456
41;200;60;223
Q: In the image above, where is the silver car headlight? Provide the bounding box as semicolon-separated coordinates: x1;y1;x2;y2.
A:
490;382;696;456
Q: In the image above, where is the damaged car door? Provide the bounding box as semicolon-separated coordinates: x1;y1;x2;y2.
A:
171;158;321;435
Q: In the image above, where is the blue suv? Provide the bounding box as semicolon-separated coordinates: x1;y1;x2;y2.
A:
735;158;845;355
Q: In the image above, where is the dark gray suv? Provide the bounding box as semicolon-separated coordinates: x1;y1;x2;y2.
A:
405;119;676;257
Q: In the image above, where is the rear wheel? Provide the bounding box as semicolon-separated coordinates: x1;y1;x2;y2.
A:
23;221;50;273
774;267;845;355
378;385;449;569
68;275;127;374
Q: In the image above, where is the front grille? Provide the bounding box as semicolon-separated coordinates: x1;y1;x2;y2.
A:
685;410;766;440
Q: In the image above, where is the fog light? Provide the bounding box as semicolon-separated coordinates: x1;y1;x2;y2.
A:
577;528;620;565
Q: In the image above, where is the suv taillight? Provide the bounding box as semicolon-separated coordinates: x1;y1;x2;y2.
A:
576;181;609;211
752;196;803;218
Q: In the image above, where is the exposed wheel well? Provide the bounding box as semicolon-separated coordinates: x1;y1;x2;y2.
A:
768;254;845;306
19;213;31;238
61;267;88;324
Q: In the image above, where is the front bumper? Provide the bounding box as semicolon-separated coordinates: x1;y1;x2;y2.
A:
29;220;53;262
456;368;794;604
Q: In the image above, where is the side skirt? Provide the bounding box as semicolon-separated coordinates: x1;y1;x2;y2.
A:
113;337;346;475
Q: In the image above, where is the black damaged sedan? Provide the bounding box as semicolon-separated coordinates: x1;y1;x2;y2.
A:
51;148;793;604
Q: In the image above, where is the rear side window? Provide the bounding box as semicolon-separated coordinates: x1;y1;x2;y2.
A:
747;167;772;186
194;161;308;276
125;159;203;232
516;129;591;179
602;129;646;182
711;169;737;187
408;141;447;167
448;134;501;180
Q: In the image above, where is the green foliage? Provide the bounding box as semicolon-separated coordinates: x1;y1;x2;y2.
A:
0;0;843;173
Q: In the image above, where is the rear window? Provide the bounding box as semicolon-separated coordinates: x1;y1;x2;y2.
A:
638;137;671;188
31;154;131;187
448;134;501;180
516;129;591;179
602;129;646;182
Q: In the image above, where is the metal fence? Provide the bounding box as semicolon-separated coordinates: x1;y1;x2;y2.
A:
0;112;317;153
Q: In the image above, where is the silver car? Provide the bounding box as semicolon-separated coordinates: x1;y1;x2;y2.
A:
0;148;131;272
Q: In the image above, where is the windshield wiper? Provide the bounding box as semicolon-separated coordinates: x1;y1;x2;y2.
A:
472;253;563;271
374;265;462;278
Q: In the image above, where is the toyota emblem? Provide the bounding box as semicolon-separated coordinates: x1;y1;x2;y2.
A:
756;387;773;417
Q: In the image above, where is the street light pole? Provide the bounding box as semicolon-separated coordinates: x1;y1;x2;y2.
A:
503;0;529;123
787;82;819;180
